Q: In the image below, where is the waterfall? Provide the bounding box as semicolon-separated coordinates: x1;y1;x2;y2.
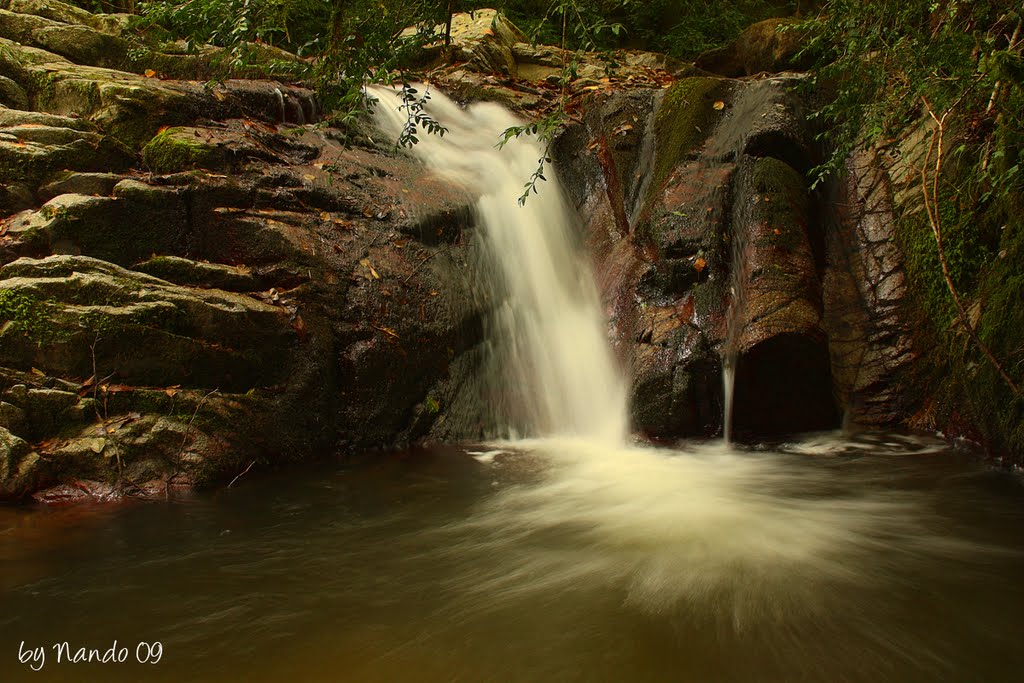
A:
369;85;629;444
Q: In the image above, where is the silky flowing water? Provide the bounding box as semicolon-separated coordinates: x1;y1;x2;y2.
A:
3;89;1024;682
368;85;628;443
2;435;1024;682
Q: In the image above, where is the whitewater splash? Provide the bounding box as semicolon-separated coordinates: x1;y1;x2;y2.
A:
370;85;628;443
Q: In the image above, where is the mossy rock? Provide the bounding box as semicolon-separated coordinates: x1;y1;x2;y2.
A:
695;18;812;78
0;400;26;434
967;218;1024;456
0;73;26;108
0;7;57;43
134;255;257;292
31;24;132;70
749;156;809;251
0;124;131;184
3;190;189;264
142;127;222;173
0;424;41;499
651;77;731;193
39;171;122;199
1;0;101;29
0;255;295;390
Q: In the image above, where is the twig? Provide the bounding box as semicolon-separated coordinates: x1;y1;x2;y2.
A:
920;96;1021;397
984;18;1022;115
165;388;219;497
228;460;256;488
403;249;442;283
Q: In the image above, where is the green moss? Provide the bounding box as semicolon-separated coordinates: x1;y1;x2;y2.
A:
895;199;988;329
967;218;1024;454
0;290;47;335
652;77;727;192
141;128;215;172
894;176;1023;458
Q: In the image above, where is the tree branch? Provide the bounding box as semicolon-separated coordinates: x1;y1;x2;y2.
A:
920;96;1021;397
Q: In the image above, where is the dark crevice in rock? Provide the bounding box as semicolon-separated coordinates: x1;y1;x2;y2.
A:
731;333;840;440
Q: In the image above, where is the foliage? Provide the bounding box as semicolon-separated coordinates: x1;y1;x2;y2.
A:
497;0;629;203
396;83;447;148
0;290;48;336
500;0;791;59
798;1;1023;192
802;0;1024;450
127;0;444;126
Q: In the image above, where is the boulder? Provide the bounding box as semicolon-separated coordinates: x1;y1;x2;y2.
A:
695;18;812;78
38;171;122;200
134;256;258;292
0;425;39;499
0;113;131;183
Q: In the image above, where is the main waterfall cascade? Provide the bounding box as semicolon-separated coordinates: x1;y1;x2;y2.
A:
369;85;628;443
368;85;996;632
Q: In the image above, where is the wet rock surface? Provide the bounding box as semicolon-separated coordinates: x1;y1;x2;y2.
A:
556;69;911;441
0;1;492;501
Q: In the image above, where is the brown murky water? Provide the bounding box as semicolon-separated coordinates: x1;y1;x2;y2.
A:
2;432;1023;683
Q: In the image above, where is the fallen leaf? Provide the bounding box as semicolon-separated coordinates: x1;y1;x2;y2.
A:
693;257;707;273
372;324;400;340
78;375;97;395
291;314;307;339
106;384;134;394
359;257;380;280
30;367;45;377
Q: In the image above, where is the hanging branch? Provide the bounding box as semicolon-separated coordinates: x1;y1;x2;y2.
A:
919;96;1021;397
984;17;1022;116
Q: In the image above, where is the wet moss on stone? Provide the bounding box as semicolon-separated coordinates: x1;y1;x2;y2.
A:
141;127;214;172
651;77;727;193
0;289;47;335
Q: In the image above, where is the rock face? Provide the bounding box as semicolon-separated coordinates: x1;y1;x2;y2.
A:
555;71;911;440
0;1;490;501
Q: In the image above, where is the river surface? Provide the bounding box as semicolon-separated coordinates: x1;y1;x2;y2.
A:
2;432;1023;683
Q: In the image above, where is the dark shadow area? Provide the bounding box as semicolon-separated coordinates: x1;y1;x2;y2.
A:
732;333;840;439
